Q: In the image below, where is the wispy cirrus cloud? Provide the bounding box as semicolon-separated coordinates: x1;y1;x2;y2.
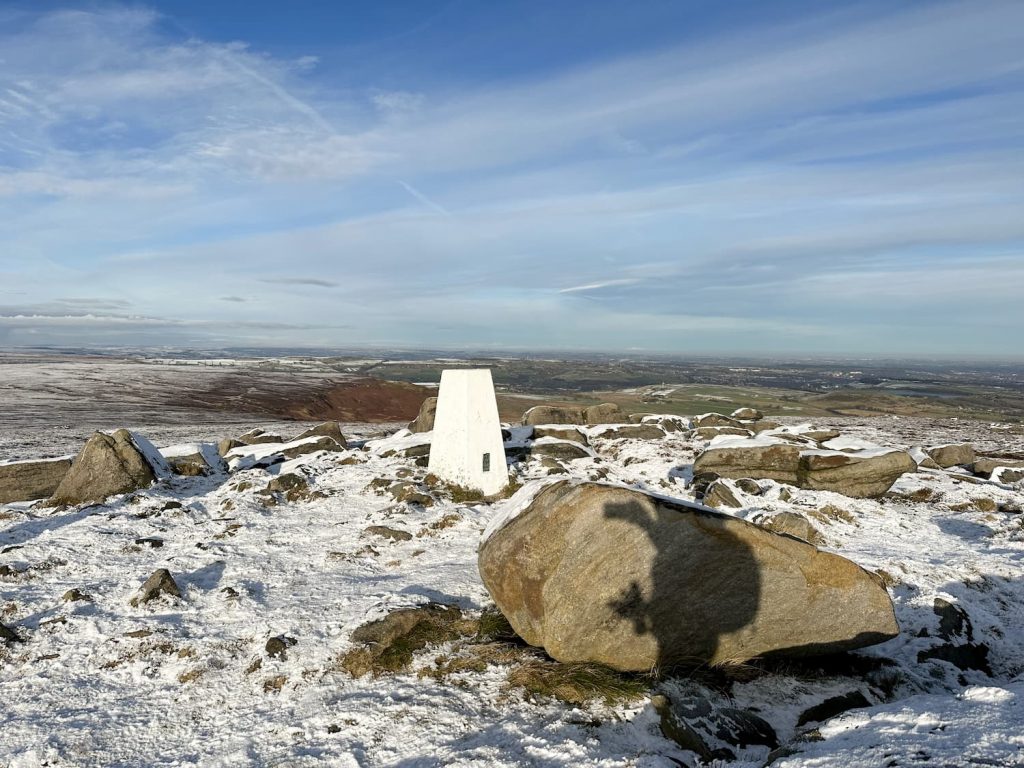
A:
0;1;1022;355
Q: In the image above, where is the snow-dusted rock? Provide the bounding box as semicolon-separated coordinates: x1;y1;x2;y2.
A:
479;480;899;671
49;430;161;506
407;397;437;434
592;424;665;441
293;421;348;448
731;407;763;421
926;443;976;468
532;425;589;445
0;456;72;504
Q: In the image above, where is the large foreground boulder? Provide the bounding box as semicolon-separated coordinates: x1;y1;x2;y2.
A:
693;438;915;498
0;457;72;504
408;398;438;433
49;430;160;506
479;481;898;671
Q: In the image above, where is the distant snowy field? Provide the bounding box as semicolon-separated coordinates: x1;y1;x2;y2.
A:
1;416;1022;767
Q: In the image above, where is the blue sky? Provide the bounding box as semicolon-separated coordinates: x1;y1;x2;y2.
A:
0;1;1022;357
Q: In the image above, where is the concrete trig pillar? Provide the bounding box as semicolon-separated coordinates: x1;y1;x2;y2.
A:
427;369;509;496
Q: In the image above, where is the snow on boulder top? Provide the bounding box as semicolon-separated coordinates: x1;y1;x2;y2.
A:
707;433;790;449
481;478;556;543
364;430;431;456
800;446;903;460
0;455;73;467
115;430;171;477
822;436;886;452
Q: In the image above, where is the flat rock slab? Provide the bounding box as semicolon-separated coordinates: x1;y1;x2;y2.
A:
479;481;898;671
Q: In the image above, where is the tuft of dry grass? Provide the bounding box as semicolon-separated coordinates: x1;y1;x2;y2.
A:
506;659;651;706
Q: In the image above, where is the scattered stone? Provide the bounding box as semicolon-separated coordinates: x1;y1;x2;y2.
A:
0;457;72;504
265;635;298;660
757;512;823;545
593;424;665;441
134;537;164;548
217;438;243;457
0;621;21;643
263;674;287;693
167;452;216;477
238;429;283;445
221;587;240;600
652;693;778;761
693;413;744;429
130;568;182;607
702;480;742;509
479;481;899;671
539;457;568;475
389;482;435;507
293;422;348;448
797;690;872;726
695;426;752;440
731;407;763;421
279;436;345;460
529;441;591;461
802;428;842;443
162;500;184;511
364;526;413;542
62;588;92;603
533;426;589;445
926;443;976;469
49;430;159;506
994;467;1024;484
408;398;438;433
735;478;763;495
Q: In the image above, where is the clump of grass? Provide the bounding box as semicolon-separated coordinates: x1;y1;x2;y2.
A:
811;504;856;524
972;497;997;513
476;607;518;641
444;483;487;504
506;659;651;706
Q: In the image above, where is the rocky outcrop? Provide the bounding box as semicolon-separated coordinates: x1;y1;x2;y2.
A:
693;438;915;498
694;413;744;429
238;428;284;445
130;568;182;607
529;440;592;461
479;481;898;671
592;424;665;441
293;422;348;448
49;430;160;506
408;398;438;434
522;403;625;426
0;457;72;504
731;407;763;421
926;443;976;468
797;450;917;498
533;426;589;445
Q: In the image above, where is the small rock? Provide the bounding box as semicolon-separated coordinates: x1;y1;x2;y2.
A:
130;568;182;607
62;588;92;603
702;480;742;509
529;441;591;461
293;422;348;448
265;635;298;660
0;621;21;643
134;537;164;548
731;407;763;421
652;693;778;761
797;690;872;726
735;478;763;495
364;526;413;542
758;512;823;545
217;438;243;457
162;500;184;511
934;598;973;641
238;429;283;445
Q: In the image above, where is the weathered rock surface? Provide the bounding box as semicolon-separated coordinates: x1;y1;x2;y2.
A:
130;568;181;607
702;480;742;509
972;456;1024;477
238;428;283;445
756;511;823;545
529;441;592;461
653;693;778;761
217;438;243;457
926;443;976;468
279;436;345;459
693;440;915;498
693;441;802;485
592;424;665;441
479;481;899;671
293;422;348;448
731;407;763;421
522;403;625;426
695;426;752;441
533;426;589;445
49;430;158;506
408;398;438;434
797;450;917;498
0;457;72;504
694;413;744;429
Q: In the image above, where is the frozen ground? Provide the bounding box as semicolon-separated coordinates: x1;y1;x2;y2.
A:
1;415;1022;767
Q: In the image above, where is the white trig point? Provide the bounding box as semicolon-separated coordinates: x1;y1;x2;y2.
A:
427;368;509;496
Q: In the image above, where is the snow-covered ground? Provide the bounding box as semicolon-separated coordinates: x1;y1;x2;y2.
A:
1;416;1022;767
